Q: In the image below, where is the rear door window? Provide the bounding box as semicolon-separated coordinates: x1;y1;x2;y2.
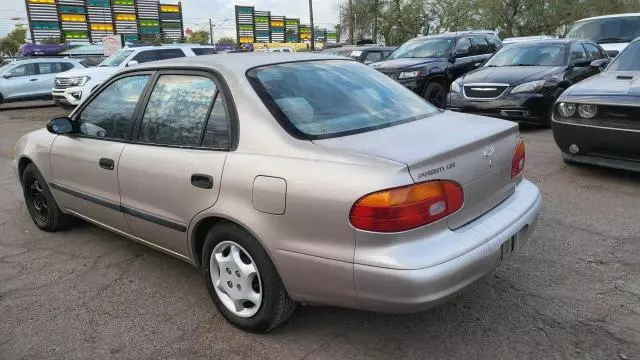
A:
133;49;186;63
248;60;439;139
192;48;217;55
137;74;218;147
37;62;66;74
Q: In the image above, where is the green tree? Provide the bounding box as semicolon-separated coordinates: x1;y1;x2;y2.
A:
216;36;235;44
0;25;27;56
187;30;209;44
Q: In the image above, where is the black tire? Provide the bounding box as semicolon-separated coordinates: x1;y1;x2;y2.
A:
546;87;565;128
423;82;447;108
201;222;296;332
22;163;69;231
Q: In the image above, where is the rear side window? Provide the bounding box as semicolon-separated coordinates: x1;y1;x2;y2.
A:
471;37;490;55
192;48;217;55
138;74;217;147
37;62;66;74
248;60;439;139
133;49;185;63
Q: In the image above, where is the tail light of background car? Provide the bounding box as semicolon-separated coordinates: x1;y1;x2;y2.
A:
511;138;526;179
349;180;464;233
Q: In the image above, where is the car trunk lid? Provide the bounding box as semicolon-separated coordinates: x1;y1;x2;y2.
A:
313;111;520;229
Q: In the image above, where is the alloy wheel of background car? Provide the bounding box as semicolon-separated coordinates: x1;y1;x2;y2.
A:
22;163;69;232
424;82;446;109
201;223;296;332
209;240;263;318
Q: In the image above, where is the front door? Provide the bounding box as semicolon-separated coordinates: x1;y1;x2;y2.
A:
452;37;476;80
117;72;231;256
49;73;153;231
2;63;38;100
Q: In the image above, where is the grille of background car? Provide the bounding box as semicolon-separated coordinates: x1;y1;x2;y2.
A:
464;85;508;99
54;78;71;89
600;105;640;122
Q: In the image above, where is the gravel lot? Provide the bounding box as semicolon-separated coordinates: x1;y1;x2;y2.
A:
1;102;639;360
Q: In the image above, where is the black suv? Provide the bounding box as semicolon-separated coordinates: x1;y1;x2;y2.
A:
370;31;502;107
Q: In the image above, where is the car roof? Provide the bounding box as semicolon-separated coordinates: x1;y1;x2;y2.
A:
324;46;396;51
125;44;215;51
131;53;350;74
11;57;82;63
504;38;577;46
575;12;640;22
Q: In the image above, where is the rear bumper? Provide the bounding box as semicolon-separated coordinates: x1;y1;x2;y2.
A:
552;117;640;172
353;179;542;313
448;92;554;125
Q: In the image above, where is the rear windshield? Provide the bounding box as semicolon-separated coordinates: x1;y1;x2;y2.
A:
248;60;439;139
606;40;640;71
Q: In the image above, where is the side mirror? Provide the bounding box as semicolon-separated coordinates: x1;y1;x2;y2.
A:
573;59;590;67
605;50;619;58
590;58;607;68
126;60;139;67
46;117;74;134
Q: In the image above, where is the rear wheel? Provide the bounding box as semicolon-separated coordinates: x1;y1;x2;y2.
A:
22;163;69;231
423;82;447;108
201;223;296;332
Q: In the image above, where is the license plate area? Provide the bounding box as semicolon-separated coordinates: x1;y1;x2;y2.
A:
501;235;515;261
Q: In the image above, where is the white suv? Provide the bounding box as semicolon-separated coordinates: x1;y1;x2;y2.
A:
52;44;216;107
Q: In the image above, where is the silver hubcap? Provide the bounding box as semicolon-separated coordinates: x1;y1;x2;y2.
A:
210;241;262;318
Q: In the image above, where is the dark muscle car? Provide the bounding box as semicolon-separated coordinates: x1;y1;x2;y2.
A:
552;37;640;172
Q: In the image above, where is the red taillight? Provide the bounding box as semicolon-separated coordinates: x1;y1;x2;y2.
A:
349;180;464;233
511;138;526;178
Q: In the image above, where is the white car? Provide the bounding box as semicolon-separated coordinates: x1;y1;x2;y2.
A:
565;13;640;56
52;44;216;107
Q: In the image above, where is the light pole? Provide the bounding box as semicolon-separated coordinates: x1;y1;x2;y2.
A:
309;0;315;50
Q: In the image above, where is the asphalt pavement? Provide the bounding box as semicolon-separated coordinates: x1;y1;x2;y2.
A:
0;102;638;360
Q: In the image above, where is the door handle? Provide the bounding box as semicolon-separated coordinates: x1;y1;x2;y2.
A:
191;174;213;189
29;78;38;81
99;158;115;170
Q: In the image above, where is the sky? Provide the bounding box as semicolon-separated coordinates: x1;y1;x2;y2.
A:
0;0;342;40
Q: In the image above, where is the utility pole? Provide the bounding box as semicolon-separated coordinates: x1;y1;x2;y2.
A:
209;18;214;45
309;0;315;50
348;0;354;45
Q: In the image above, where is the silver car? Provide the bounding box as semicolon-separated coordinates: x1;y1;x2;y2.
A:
0;58;85;105
12;54;541;332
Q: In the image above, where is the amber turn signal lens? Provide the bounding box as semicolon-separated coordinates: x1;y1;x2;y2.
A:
350;180;464;233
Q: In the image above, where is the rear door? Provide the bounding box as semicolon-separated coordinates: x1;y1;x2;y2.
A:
117;70;232;256
35;62;71;96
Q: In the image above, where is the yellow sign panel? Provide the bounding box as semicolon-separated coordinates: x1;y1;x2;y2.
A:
28;0;55;3
239;37;254;44
61;14;86;22
270;20;284;27
160;5;180;12
115;13;136;21
91;23;114;31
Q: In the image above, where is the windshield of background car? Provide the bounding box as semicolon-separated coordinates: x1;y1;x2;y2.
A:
566;16;640;44
388;37;455;59
249;60;439;139
98;50;134;67
606;40;640;71
484;43;569;66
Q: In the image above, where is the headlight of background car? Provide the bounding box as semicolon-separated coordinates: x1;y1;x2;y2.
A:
67;76;91;87
577;104;598;118
511;80;545;94
450;80;461;93
398;71;421;80
557;102;576;117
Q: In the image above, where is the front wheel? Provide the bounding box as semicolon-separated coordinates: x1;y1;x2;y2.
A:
423;82;447;109
201;223;296;332
22;163;69;231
